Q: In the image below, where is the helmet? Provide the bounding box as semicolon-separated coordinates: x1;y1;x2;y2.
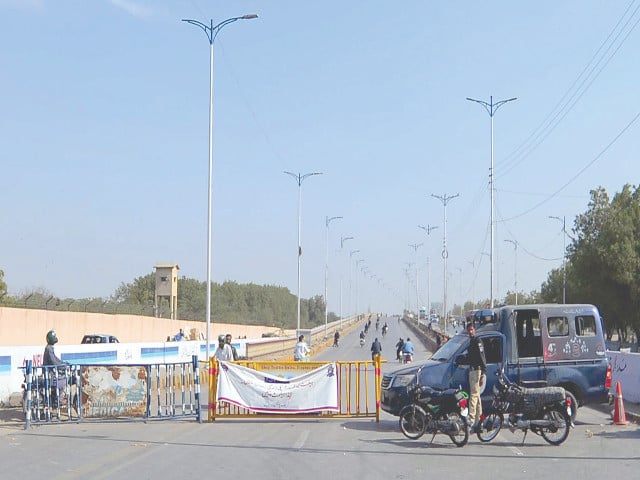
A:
46;330;58;345
218;335;226;343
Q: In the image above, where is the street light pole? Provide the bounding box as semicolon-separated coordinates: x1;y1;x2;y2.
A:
182;13;258;361
339;236;353;328
418;224;438;319
467;260;475;308
355;259;365;319
284;171;323;338
432;193;459;330
466;95;517;308
504;239;518;305
349;249;360;320
549;215;567;303
324;216;343;338
408;243;423;324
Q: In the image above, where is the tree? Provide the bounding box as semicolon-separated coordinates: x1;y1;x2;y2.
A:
0;269;7;301
567;185;640;342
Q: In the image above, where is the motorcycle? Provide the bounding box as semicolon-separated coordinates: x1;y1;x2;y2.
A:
477;367;572;445
402;352;413;364
399;380;470;447
359;338;365;347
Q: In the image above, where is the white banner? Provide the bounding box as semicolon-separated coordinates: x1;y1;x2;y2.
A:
217;362;339;413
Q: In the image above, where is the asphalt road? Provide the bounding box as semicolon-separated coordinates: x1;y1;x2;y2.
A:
2;317;638;479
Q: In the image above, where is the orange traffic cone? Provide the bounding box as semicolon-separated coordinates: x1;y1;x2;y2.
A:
613;381;628;425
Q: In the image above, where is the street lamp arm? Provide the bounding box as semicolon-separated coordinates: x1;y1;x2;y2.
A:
326;216;343;227
284;171;323;185
182;14;258;44
466;97;492;115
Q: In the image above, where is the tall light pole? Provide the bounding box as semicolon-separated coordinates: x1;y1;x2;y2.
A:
467;260;475;309
432;193;459;329
355;259;365;319
408;243;423;324
284;171;323;338
324;216;343;338
349;249;360;320
456;267;463;316
182;13;258;361
418;224;438;319
339;236;353;328
549;215;567;303
504;239;518;305
466;95;517;308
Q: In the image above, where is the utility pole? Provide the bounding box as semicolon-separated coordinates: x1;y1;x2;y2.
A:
324;216;342;339
339;236;353;328
467;95;517;307
549;215;567;303
408;243;423;324
418;224;438;319
504;239;518;305
431;193;459;330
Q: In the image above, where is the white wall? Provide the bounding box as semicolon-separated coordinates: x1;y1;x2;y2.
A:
0;339;248;404
608;351;640;403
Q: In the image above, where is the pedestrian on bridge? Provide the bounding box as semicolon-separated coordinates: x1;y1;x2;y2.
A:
294;335;310;361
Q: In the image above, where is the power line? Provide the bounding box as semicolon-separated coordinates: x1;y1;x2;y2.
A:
497;1;640;177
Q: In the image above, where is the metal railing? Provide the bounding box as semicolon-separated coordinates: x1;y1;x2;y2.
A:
21;356;203;429
207;356;382;422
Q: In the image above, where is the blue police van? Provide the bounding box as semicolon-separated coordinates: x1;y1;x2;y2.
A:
381;304;611;420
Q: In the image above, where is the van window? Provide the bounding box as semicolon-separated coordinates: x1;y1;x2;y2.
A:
514;310;543;358
575;315;597;336
548;316;569;337
481;336;503;364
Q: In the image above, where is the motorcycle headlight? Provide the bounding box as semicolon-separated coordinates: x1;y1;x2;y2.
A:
392;374;416;388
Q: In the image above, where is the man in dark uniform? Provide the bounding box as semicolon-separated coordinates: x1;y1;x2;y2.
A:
466;322;487;432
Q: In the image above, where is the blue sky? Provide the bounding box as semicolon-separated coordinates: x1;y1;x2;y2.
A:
1;1;638;316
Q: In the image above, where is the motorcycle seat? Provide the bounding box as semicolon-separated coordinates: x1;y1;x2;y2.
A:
519;386;566;404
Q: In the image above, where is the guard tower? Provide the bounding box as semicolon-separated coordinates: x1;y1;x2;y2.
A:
154;263;179;319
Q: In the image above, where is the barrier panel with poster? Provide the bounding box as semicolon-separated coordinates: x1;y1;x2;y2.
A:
22;357;202;429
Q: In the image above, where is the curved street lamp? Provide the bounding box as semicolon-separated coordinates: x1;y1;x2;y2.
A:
182;14;258;362
285;171;323;338
466;95;517;308
324;216;343;338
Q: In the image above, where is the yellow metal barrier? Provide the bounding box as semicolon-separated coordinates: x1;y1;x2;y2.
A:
208;356;382;422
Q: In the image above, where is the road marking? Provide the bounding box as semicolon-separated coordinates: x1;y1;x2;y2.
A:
293;430;309;449
508;445;524;456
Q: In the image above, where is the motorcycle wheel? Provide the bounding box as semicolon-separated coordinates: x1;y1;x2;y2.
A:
447;412;469;447
540;406;571;446
399;406;427;440
477;412;504;443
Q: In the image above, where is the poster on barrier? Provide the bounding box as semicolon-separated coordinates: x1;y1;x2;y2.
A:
217;361;338;413
81;365;148;418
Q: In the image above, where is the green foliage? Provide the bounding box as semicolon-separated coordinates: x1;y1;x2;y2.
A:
555;184;640;342
0;269;7;301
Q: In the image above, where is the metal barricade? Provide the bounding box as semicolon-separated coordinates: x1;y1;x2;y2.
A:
208;356;382;422
21;356;202;429
22;360;82;430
